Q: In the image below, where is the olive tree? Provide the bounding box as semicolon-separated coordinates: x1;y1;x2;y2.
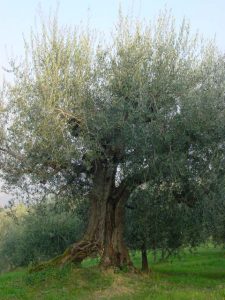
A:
0;203;85;270
125;184;207;272
0;12;225;269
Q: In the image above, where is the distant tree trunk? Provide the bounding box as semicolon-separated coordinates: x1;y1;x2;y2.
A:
59;161;133;269
141;242;149;272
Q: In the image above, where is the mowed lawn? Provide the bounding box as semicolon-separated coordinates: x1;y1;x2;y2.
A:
0;246;225;299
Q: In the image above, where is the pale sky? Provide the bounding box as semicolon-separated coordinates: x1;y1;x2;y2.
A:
0;1;225;77
0;0;225;205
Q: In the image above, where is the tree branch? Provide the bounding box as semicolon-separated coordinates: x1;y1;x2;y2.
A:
113;168;151;202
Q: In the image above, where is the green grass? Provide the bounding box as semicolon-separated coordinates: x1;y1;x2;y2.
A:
0;245;225;299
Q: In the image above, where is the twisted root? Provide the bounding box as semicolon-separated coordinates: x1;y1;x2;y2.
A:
30;240;101;272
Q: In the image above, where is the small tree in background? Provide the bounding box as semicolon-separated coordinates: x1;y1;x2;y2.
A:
0;11;225;269
125;184;207;272
0;201;86;271
203;186;225;247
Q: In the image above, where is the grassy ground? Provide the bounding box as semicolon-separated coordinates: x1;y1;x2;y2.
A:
0;245;225;299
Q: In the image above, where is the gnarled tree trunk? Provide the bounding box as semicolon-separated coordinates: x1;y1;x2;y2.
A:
59;162;133;269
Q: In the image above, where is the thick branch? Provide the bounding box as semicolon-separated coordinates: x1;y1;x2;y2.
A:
114;168;151;200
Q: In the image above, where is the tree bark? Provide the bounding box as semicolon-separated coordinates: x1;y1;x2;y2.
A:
59;161;133;269
100;195;131;268
141;242;149;272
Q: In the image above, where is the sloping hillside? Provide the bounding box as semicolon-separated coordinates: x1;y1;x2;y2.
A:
0;246;225;300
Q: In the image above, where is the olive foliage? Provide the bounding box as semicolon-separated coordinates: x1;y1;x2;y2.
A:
0;12;225;267
0;202;85;271
125;184;207;261
0;12;224;203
